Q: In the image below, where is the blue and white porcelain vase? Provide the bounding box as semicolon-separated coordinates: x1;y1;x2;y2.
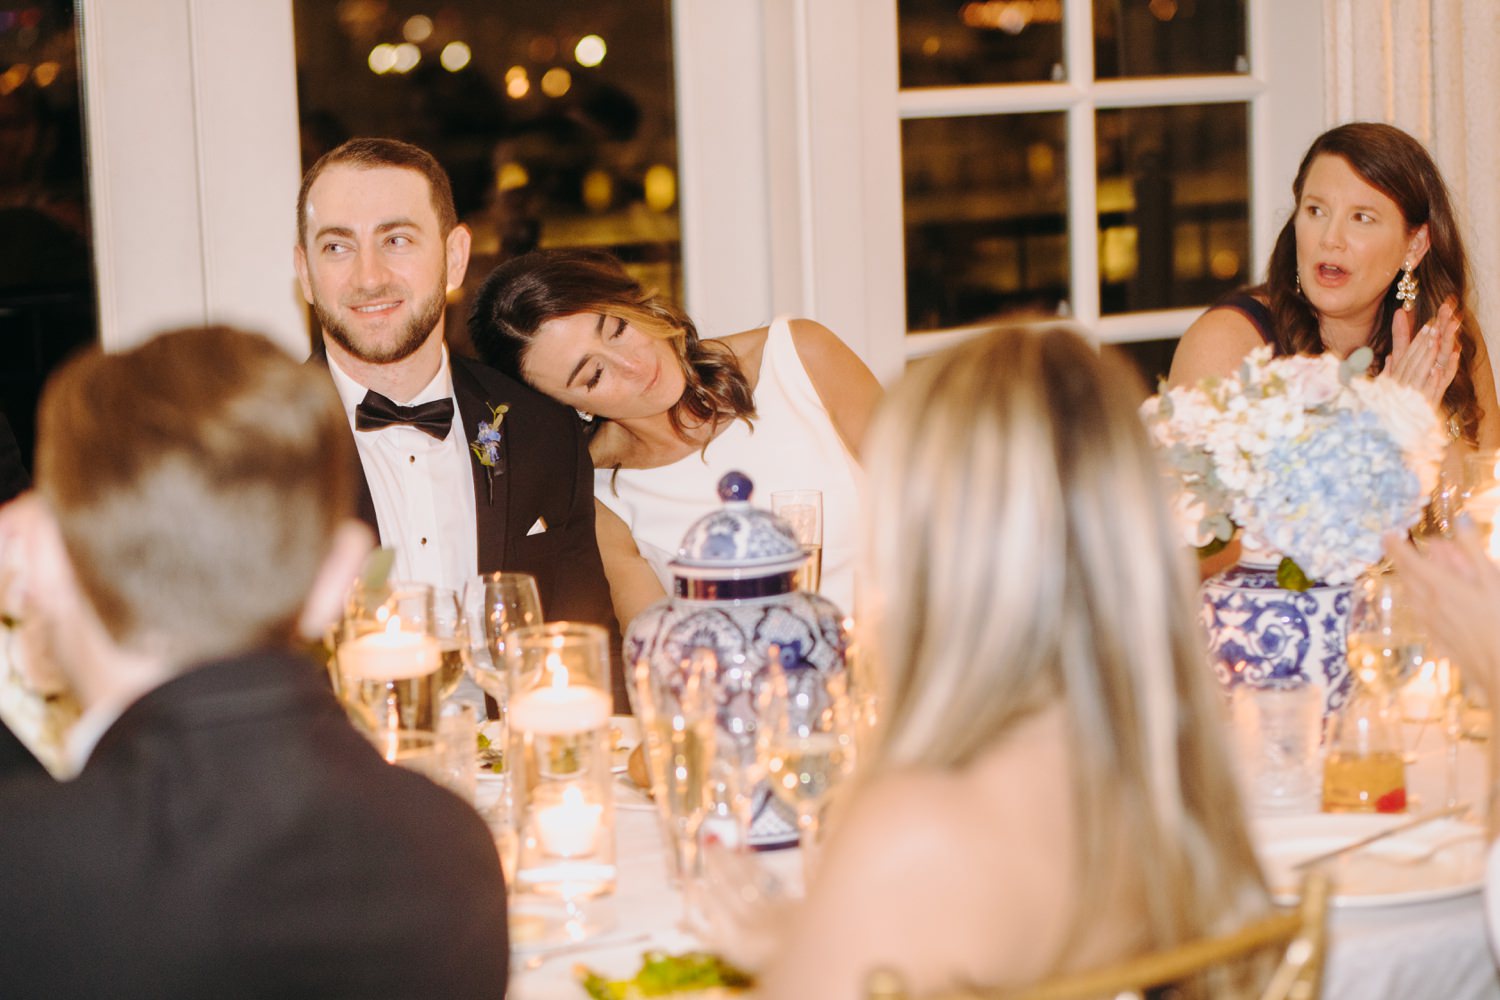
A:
1200;543;1353;719
623;471;849;849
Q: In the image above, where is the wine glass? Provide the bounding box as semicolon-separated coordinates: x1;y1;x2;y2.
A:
461;572;542;723
431;588;467;700
756;647;856;880
335;581;439;734
1347;569;1427;709
631;648;718;925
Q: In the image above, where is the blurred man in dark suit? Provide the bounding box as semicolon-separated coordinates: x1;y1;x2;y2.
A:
0;327;508;999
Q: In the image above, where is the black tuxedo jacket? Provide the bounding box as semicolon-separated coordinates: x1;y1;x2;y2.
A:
317;351;625;707
0;649;508;999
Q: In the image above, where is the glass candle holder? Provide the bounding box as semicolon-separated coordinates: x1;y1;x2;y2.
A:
336;608;442;735
505;622;616;900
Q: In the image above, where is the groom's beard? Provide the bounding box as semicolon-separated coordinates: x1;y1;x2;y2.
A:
316;283;447;365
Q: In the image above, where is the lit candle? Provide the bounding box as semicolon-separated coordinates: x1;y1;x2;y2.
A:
508;659;611;735
534;785;603;858
340;616;441;680
1399;658;1452;722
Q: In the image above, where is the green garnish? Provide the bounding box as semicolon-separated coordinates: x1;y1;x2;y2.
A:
577;951;753;998
477;731;491;751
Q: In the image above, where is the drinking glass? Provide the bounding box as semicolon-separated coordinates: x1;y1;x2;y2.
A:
756;648;856;880
462;572;542;723
1231;683;1321;815
431;588;468;699
336;581;440;734
632;649;718;924
1346;568;1427;719
771;490;823;593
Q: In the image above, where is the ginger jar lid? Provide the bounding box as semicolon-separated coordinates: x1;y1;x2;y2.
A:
669;471;807;585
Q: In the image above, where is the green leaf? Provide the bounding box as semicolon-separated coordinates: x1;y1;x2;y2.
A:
1196;536;1229;559
1340;346;1374;383
577;951;754;998
358;548;395;591
1276;557;1313;591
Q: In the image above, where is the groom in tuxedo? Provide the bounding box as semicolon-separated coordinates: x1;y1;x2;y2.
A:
295;138;619;698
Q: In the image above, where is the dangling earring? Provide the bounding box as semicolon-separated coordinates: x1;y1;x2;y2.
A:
1396;260;1419;312
575;408;595;423
1296;269;1303;297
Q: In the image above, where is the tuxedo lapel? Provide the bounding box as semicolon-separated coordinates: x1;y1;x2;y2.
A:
451;358;510;573
307;352;380;534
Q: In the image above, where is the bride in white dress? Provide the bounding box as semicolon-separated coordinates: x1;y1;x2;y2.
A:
468;248;882;625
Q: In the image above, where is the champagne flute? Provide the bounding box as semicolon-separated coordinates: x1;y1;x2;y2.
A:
631;648;717;925
771;490;823;594
431;588;468;699
462;572;542;723
756;647;855;880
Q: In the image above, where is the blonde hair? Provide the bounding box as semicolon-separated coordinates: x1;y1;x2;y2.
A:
863;326;1266;978
35;327;357;664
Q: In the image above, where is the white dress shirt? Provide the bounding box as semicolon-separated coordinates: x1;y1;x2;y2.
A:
328;348;478;595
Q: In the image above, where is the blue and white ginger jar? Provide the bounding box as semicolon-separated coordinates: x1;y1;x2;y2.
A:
623;471;849;849
1200;550;1353;719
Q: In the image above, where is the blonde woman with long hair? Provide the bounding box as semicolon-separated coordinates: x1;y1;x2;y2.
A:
740;326;1268;999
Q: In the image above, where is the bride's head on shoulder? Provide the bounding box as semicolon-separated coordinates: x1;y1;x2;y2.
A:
468;248;752;434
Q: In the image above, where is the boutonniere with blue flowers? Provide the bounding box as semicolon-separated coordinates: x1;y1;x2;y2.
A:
469;402;509;504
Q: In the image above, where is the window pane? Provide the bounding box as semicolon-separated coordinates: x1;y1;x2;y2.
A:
292;0;681;348
897;0;1064;88
1111;338;1178;398
1096;104;1249;315
1093;0;1248;80
902;113;1068;332
0;0;97;469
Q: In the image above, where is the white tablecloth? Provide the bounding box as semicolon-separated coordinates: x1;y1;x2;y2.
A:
505;729;1500;1000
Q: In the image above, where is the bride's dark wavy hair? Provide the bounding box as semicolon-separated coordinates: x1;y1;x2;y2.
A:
468;248;755;442
1263;121;1482;442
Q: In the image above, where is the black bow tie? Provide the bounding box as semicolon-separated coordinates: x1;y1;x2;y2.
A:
354;390;455;441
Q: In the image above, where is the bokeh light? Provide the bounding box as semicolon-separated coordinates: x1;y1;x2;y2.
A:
402;15;433;43
540;67;572;98
32;61;59;88
367;44;398;74
574;35;606;68
440;41;471;72
644;165;676;212
497;163;530;192
582;169;613;212
392;43;421;73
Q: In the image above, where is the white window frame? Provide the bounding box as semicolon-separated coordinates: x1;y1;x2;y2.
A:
676;0;1328;380
75;0;1324;381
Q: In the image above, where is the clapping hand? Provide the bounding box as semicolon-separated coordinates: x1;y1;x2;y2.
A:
1387;296;1461;410
1385;521;1500;707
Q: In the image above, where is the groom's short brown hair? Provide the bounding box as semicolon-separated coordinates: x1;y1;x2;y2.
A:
34;327;357;662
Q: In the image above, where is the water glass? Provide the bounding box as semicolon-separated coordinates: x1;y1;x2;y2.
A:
771;490;823;593
1231;684;1321;815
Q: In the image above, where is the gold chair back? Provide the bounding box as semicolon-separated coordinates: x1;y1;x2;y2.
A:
865;872;1330;1000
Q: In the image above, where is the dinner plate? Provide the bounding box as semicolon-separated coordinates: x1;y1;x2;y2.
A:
1255;814;1487;907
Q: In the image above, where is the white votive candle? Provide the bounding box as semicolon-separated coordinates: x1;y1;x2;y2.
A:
534;785;603;858
509;677;611;735
340;623;441;680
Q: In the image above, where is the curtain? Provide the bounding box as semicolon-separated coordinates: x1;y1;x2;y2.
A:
1324;0;1500;359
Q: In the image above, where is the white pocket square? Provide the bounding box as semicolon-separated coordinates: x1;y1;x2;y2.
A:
527;517;548;536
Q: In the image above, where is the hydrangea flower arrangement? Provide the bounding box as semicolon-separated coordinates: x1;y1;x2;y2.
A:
1140;346;1446;588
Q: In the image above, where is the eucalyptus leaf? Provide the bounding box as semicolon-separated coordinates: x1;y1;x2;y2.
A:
1339;346;1374;384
